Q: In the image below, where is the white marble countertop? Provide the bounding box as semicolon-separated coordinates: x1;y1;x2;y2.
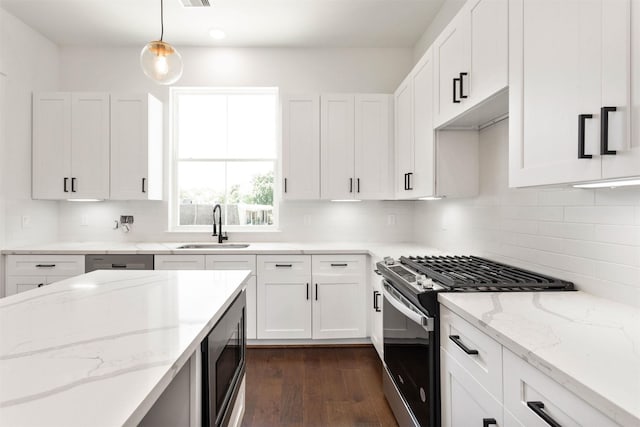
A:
0;269;251;427
0;241;443;260
439;291;640;426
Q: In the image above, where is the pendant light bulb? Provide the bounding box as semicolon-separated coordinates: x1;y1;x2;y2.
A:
140;0;183;85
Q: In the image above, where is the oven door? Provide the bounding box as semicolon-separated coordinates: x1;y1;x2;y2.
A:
201;291;246;427
383;281;436;427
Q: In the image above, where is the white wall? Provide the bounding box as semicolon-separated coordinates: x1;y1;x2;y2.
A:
56;46;415;243
413;0;466;62
414;120;640;306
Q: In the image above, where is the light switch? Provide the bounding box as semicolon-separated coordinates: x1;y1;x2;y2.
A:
21;215;31;229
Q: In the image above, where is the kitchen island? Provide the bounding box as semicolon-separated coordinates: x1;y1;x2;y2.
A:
0;269;251;427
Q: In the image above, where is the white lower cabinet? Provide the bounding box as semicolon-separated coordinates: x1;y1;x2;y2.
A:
154;255;205;270
370;264;383;359
441;348;503;427
256;254;367;340
5;255;85;296
440;305;622;427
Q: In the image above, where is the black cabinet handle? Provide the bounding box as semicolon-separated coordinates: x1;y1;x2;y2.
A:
37;283;44;288
36;264;56;268
357;178;360;193
331;263;348;267
142;177;147;193
284;178;287;193
527;401;562;427
111;264;127;269
453;77;461;103
71;177;77;192
63;177;69;193
403;173;408;190
459;72;468;99
315;283;318;301
578;114;593;159
407;172;413;190
373;290;381;312
449;335;479;355
483;419;497;427
306;283;309;300
275;264;292;268
349;177;353;193
601;106;617;155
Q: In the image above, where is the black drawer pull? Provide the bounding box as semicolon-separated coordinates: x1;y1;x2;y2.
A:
142;177;147;193
483;419;497;427
36;264;56;268
275;264;292;268
373;290;381;312
527;401;562;427
449;335;479;355
306;283;309;300
600;106;617;155
578;114;593;159
284;178;288;193
331;263;348;267
315;283;318;301
111;264;127;269
37;283;44;288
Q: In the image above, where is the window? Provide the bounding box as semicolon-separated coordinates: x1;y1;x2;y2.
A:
171;87;278;230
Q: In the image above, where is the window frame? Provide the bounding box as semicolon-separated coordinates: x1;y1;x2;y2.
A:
169;87;280;232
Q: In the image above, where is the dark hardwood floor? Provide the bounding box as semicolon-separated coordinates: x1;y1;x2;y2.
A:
242;346;399;427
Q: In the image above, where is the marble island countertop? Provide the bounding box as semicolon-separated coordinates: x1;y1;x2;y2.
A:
439;291;640;426
0;269;251;427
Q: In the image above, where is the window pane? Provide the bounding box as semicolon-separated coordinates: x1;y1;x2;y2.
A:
178;162;225;226
227;94;276;159
177;94;227;159
226;162;275;226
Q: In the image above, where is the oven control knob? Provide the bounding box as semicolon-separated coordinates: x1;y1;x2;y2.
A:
417;275;434;289
384;256;395;266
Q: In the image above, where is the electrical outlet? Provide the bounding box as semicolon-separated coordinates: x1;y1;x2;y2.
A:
21;215;31;229
387;214;396;226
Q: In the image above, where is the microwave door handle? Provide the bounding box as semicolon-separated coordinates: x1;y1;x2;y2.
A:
383;286;434;331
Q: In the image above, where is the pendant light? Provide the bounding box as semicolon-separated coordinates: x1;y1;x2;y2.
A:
140;0;183;85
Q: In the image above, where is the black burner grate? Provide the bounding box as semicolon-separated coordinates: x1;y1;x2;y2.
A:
400;255;574;290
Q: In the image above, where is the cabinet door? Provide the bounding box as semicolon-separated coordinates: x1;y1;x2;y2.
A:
282;95;320;200
32;92;71;199
5;276;47;295
411;51;436;198
434;12;471;127
70;93;110;199
354;94;393;200
370;274;384;359
509;0;607;187
321;94;355;200
394;78;414;197
154;255;205;270
311;255;366;339
441;349;504;427
256;255;312;339
111;94;163;200
604;0;639;179
468;0;509;106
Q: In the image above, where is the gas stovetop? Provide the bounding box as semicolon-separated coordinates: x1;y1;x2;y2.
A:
376;255;574;314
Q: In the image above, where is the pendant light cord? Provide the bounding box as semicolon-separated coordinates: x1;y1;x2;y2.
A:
160;0;164;41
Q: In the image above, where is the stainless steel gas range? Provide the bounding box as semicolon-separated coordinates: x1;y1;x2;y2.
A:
376;255;574;427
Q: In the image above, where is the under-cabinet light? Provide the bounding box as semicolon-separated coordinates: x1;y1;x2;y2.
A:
330;199;362;202
418;196;444;201
66;199;103;202
573;179;640;189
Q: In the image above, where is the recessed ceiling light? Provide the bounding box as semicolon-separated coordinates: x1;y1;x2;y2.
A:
209;29;226;40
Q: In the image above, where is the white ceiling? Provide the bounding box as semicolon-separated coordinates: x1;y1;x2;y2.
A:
0;0;446;48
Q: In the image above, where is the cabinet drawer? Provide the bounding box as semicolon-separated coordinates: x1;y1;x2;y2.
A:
440;305;502;400
6;276;47;295
311;254;366;277
6;255;85;277
206;255;256;275
503;349;620;427
154;255;205;270
257;255;311;281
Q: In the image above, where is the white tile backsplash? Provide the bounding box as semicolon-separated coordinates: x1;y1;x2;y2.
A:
414;119;640;307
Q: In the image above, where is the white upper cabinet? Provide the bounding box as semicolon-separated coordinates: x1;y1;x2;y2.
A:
33;92;110;200
509;0;637;187
395;49;479;199
321;94;393;200
434;0;508;128
281;94;320;200
110;94;163;200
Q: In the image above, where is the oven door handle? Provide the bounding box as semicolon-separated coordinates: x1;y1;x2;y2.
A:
383;284;434;331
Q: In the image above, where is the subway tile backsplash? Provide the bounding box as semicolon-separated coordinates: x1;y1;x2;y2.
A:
414;119;640;307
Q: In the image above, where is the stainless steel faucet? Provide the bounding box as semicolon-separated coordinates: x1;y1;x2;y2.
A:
212;204;228;244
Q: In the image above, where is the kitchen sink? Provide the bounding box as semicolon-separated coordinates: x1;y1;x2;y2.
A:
176;243;250;249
